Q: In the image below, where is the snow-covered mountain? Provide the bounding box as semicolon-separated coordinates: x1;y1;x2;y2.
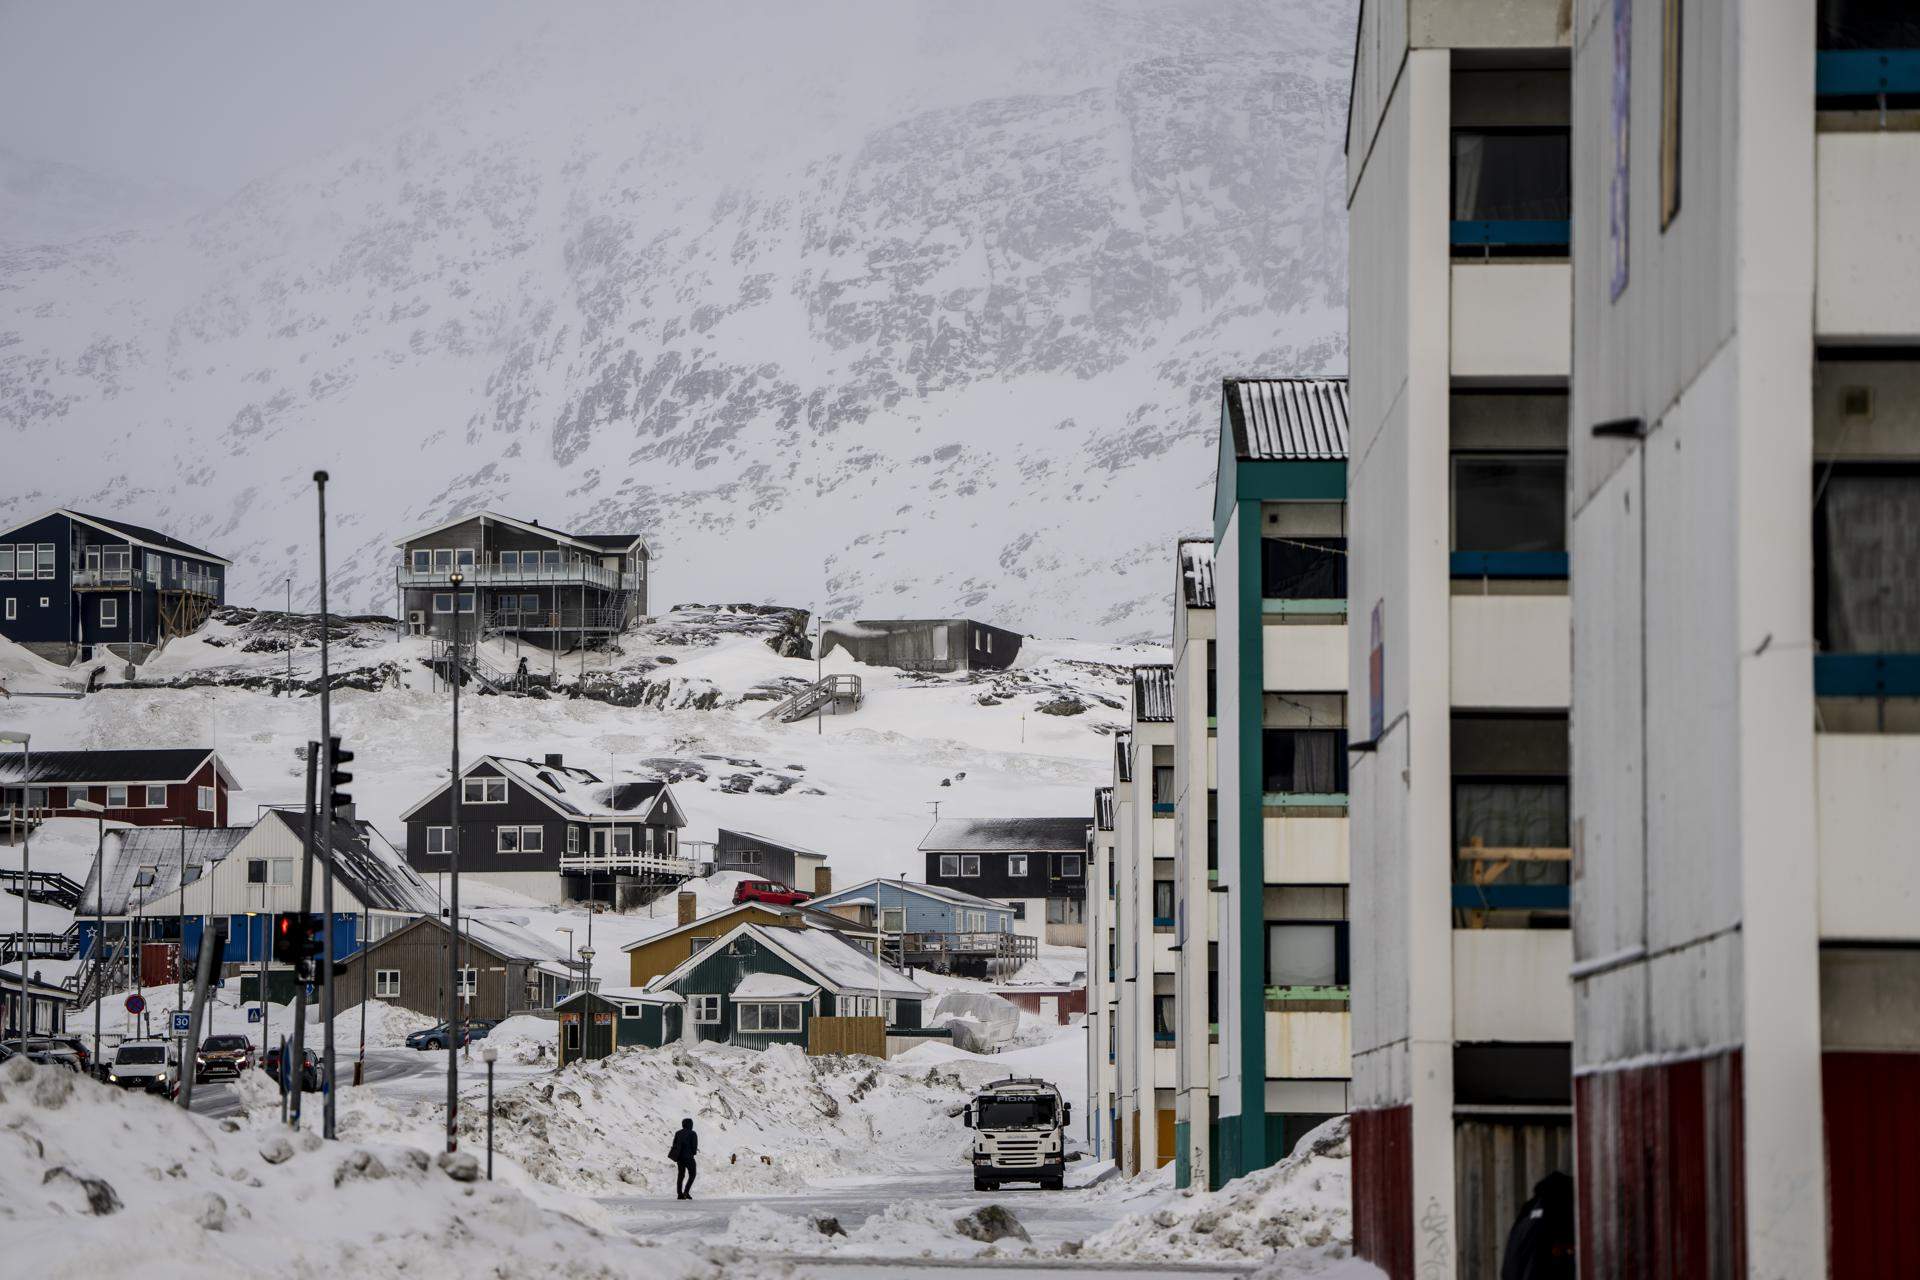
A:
1;1;1352;639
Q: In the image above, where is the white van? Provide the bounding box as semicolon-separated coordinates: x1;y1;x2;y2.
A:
108;1039;180;1097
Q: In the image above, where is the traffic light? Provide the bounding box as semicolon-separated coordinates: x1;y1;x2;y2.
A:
326;736;355;819
271;911;327;980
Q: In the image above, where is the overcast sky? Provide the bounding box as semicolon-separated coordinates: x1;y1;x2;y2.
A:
0;0;529;195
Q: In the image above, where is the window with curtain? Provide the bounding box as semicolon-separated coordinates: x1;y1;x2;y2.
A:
1153;880;1175;920
1452;129;1571;221
1815;471;1920;652
1261;537;1347;599
1153;994;1176;1040
1452;781;1571;888
1152;765;1175;806
1262;729;1348;795
1453;454;1567;552
1266;923;1345;988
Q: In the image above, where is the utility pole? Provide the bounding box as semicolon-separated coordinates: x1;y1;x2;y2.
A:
0;731;29;1056
285;577;292;689
446;568;464;1152
175;822;186;1029
314;470;338;1140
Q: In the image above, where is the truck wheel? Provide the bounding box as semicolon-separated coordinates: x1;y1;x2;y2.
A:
973;1176;993;1192
1042;1175;1064;1190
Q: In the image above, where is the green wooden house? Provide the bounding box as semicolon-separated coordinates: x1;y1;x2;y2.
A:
554;987;683;1066
646;922;928;1050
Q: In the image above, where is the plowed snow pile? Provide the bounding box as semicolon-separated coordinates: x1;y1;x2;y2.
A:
0;1056;711;1280
437;1042;982;1195
1081;1116;1353;1269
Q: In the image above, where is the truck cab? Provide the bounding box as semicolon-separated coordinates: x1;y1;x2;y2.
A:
963;1076;1070;1191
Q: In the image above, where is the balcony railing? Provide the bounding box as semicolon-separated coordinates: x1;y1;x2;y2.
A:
556;849;701;876
1449;551;1570;580
72;568;149;589
70;568;220;595
1814;652;1920;697
399;563;644;592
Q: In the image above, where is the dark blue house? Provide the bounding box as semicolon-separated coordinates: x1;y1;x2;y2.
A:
0;509;229;665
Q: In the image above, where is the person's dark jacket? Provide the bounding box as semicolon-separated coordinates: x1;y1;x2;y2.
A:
669;1127;697;1164
1500;1170;1575;1280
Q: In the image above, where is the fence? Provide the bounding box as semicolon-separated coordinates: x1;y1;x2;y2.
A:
806;1015;886;1059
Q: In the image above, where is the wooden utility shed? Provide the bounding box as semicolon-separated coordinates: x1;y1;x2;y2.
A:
554;987;683;1067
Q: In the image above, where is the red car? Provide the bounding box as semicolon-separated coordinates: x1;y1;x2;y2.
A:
733;879;811;907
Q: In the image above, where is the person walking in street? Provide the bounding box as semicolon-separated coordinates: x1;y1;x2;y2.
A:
669;1117;698;1200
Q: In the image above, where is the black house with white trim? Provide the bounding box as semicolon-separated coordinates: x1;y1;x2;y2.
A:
393;511;648;648
0;509;228;664
920;816;1090;947
399;754;691;906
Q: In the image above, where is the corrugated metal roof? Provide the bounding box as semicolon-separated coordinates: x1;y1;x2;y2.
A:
1179;539;1215;609
79;826;250;916
1094;787;1115;832
1223;377;1350;461
1114;730;1133;783
919;817;1091;854
1132;665;1175;723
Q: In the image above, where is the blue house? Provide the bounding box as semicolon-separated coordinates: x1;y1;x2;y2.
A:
0;509;229;665
808;878;1031;978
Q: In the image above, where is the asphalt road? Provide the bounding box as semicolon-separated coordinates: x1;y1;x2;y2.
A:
187;1046;447;1118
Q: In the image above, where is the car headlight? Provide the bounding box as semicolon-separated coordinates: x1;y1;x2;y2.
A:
108;1073;118;1081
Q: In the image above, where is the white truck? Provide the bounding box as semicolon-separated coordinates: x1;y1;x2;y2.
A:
962;1076;1071;1191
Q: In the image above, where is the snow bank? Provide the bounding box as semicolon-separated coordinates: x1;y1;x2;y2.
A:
431;1041;982;1196
928;988;1021;1052
0;1055;709;1280
1079;1116;1353;1268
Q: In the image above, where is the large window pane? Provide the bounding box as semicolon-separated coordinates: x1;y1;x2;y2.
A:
1262;729;1348;794
1452;129;1571;221
1453;454;1566;552
1267;924;1338;987
1815;472;1920;652
1261;537;1346;599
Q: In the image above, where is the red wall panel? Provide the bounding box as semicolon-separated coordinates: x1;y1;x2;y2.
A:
1576;1050;1744;1280
1825;1050;1920;1279
1352;1103;1413;1280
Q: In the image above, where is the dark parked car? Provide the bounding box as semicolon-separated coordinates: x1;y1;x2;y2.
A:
260;1044;322;1092
1;1041;82;1071
405;1020;496;1051
197;1034;254;1081
734;879;811;907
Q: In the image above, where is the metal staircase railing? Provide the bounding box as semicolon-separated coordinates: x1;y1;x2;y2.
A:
0;867;86;910
67;935;129;1006
761;674;863;723
1;922;80;964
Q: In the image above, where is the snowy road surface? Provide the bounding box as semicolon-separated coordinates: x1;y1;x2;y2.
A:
604;1169;1254;1276
782;1263;1252;1278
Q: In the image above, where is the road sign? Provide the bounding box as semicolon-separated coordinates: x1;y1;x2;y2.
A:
124;993;146;1015
248;1006;263;1024
303;983;315;1001
170;1011;192;1035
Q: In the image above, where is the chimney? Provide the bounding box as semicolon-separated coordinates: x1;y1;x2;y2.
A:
677;891;697;925
814;865;832;896
544;753;564;769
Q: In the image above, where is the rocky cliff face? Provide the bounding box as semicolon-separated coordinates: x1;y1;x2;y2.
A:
1;0;1352;639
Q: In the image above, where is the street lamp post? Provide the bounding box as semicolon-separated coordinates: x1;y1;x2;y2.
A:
175;821;187;1025
482;1043;498;1180
578;946;596;995
69;798;106;1069
445;568;464;1152
1;730;28;1055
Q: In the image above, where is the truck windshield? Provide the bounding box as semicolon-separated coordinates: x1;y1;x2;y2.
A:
978;1096;1056;1128
116;1047;166;1065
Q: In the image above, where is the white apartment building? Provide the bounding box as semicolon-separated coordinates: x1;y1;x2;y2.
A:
1566;2;1920;1275
1345;4;1577;1271
1085;783;1118;1160
1170;538;1219;1188
1211;376;1353;1187
1112;667;1177;1173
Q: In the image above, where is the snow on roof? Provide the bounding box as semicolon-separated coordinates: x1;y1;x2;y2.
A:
654;922;925;1000
919;817;1091;854
1114;730;1133;783
1132;665;1175;723
615;900;864;952
1179;538;1216;609
79;825;250;916
485;757;669;820
721;828;828;860
1222;377;1350;462
0;748;234;787
558;986;682;1007
812;876;1010;914
733;972;819;1000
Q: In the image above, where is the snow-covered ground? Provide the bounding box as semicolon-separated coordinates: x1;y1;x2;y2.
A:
0;605;1154;889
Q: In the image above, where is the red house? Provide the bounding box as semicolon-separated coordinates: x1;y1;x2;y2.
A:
0;748;238;828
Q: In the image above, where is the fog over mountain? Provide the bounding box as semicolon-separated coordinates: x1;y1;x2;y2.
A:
1;1;1352;639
